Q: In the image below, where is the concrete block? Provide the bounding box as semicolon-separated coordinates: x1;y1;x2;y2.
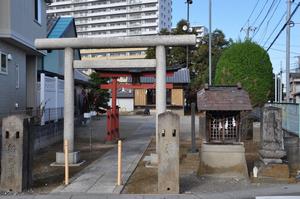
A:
56;151;81;164
158;112;180;194
199;143;248;178
253;122;261;143
1;114;34;192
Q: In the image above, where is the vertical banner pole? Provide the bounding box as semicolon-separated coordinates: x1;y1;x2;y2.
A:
117;140;122;186
64;139;69;185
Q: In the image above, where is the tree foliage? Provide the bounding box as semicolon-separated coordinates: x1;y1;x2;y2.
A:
145;19;230;103
145;19;195;66
190;29;230;90
214;40;273;107
88;72;109;110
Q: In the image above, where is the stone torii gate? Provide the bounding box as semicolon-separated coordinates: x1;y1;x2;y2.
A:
35;35;196;164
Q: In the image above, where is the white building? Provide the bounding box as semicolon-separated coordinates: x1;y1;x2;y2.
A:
47;0;172;60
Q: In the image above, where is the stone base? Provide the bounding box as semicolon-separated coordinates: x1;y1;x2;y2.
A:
259;149;286;160
199;143;248;179
55;151;81;164
254;161;290;181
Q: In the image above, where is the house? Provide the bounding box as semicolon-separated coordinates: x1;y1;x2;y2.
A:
108;88;134;112
132;68;190;115
38;16;90;123
0;0;50;118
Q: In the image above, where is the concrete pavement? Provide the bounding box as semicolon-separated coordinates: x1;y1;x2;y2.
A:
52;116;155;194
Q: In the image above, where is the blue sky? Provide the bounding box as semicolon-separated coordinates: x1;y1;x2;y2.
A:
172;0;300;76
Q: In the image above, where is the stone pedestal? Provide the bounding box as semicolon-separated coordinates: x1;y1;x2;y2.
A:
199;143;248;179
55;151;81;165
158;112;179;194
1;115;34;192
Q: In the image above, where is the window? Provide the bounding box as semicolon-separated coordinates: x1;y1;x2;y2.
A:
34;0;42;24
0;53;8;74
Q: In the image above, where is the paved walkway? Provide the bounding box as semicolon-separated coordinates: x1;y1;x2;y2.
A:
52;119;155;194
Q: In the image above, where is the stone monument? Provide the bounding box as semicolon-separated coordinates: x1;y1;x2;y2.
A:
158;111;180;194
259;106;286;164
1;115;34;192
256;106;289;180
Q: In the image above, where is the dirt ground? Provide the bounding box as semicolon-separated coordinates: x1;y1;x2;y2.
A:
31;137;114;194
122;138;296;194
122;138;202;194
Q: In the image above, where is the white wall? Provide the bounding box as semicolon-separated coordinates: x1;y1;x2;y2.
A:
108;98;134;112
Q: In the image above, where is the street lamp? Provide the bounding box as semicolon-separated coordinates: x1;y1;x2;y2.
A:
209;0;212;85
185;0;193;68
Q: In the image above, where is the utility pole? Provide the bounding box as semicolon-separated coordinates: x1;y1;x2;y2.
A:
240;25;256;39
186;0;191;68
208;0;212;85
286;0;292;102
280;61;283;103
275;73;278;102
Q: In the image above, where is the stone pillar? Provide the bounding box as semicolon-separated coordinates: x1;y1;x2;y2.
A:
158;112;179;194
155;45;166;153
199;111;206;142
1;115;34;192
55;48;80;165
259;107;286;164
40;73;45;126
64;47;74;152
253;122;261;143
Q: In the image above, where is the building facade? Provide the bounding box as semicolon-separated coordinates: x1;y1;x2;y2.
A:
46;0;172;60
290;73;300;103
0;0;49;117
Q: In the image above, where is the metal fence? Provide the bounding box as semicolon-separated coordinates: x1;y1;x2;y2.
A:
267;103;300;137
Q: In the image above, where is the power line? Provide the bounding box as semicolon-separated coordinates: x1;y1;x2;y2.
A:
258;0;281;44
252;0;269;26
241;0;260;29
266;2;300;51
269;48;299;55
253;0;277;39
262;11;286;47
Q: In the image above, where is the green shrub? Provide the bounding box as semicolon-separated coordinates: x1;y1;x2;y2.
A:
214;40;273;107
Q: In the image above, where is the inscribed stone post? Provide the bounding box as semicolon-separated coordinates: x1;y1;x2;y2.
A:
158;111;179;194
1;115;34;192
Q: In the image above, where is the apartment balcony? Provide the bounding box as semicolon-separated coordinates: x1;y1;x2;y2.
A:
128;6;158;14
77;24;128;32
128;0;158;4
81;33;128;38
128;22;157;28
75;17;128;25
74;9;128;18
141;30;158;35
47;7;72;14
73;2;128;11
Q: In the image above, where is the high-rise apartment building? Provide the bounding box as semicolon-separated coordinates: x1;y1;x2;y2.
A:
47;0;172;60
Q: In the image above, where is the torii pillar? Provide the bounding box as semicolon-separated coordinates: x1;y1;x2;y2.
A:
155;45;166;153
